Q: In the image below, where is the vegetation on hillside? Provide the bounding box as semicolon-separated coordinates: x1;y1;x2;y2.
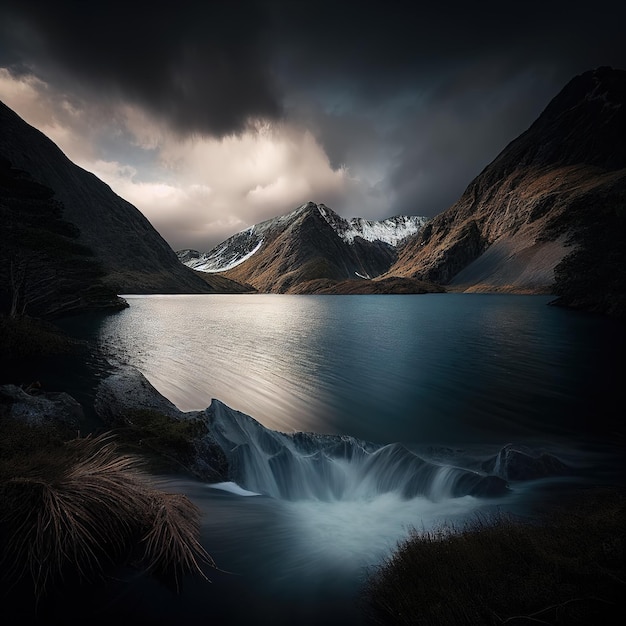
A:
0;156;126;318
551;177;626;319
106;408;215;475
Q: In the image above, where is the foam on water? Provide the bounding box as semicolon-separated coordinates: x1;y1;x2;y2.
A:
199;400;518;581
281;491;485;571
209;481;261;497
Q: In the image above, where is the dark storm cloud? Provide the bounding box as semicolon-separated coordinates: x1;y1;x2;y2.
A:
0;0;282;136
4;0;625;136
270;0;626;216
270;0;626;90
386;70;556;215
1;0;625;220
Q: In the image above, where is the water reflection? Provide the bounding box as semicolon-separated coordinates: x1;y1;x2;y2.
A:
97;293;623;447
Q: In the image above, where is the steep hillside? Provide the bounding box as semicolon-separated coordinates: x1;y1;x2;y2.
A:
0;157;126;317
181;202;428;293
387;67;626;311
0;100;214;295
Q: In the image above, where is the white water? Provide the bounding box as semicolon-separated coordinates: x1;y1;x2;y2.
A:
276;492;485;569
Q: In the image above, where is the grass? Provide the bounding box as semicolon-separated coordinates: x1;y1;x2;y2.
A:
0;314;77;362
112;408;206;472
100;408;228;482
0;431;215;602
363;488;625;625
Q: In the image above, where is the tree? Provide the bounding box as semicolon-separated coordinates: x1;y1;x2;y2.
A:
0;157;124;318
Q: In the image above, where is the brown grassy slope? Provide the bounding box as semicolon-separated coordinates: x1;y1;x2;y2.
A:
191;269;257;293
385;67;626;296
388;164;625;293
289;276;445;294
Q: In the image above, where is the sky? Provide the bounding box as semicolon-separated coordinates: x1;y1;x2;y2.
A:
1;1;625;252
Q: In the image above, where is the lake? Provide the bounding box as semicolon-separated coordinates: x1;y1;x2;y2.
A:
97;293;622;446
52;294;625;625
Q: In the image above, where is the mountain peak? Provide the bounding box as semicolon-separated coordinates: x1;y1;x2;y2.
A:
507;66;625;171
178;202;429;286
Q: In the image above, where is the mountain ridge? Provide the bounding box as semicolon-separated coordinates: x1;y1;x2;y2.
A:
178;202;431;293
174;67;625;312
0;100;216;296
384;66;625;313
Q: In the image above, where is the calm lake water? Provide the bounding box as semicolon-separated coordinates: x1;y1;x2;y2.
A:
49;294;624;625
98;293;622;447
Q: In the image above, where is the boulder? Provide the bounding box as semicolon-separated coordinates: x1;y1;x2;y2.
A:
94;366;228;482
483;444;569;481
0;383;83;430
94;365;183;422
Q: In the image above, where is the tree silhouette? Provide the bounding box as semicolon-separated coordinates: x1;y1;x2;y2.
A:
0;157;124;318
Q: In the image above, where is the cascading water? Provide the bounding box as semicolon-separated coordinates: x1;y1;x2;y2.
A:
197;397;525;592
206;399;509;504
199;398;586;597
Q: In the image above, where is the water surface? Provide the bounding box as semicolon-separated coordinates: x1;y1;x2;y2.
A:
98;293;622;447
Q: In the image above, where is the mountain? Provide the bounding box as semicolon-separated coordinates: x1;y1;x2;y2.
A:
0;156;128;317
386;67;626;314
178;202;431;293
0;100;217;297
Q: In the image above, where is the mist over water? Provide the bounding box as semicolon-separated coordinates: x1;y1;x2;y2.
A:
84;294;623;625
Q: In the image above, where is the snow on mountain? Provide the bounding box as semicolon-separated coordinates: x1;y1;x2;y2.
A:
183;231;264;273
178;202;429;273
317;206;429;245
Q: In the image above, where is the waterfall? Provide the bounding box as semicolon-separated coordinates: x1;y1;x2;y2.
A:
205;399;509;502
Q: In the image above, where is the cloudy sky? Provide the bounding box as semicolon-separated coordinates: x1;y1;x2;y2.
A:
1;1;625;252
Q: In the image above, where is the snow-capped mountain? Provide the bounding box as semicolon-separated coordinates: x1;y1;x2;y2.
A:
178;202;429;276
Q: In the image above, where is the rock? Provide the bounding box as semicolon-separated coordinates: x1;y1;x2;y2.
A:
94;366;228;482
0;383;83;430
462;474;510;498
94;365;183;422
483;444;569;481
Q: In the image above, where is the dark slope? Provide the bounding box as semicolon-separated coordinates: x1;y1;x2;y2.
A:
387;67;626;314
0;100;213;294
0;157;127;317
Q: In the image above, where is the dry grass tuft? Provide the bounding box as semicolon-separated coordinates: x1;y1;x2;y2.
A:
363;489;625;625
142;491;215;590
0;432;215;600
